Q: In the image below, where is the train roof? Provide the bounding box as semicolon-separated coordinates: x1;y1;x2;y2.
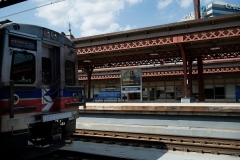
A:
0;20;75;48
0;0;27;9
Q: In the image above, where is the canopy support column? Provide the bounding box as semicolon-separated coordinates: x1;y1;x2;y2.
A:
188;57;193;97
178;43;188;99
83;65;94;98
193;0;200;19
197;56;205;101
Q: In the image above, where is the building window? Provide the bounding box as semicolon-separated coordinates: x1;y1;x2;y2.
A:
157;86;165;99
166;86;175;99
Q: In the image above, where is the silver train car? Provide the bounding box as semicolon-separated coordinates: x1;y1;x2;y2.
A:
0;20;85;158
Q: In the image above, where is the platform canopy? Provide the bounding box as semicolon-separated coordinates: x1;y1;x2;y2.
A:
0;0;26;9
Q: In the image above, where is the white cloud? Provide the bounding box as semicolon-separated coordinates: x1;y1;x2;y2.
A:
123;25;135;30
33;0;142;37
177;0;192;8
157;0;173;9
119;24;136;32
126;0;142;5
157;0;193;10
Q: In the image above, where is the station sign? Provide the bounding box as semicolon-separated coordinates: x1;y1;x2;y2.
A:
122;87;141;93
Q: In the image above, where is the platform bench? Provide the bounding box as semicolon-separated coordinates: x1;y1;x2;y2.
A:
94;91;121;102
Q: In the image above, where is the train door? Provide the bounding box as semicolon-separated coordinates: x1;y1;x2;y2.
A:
41;45;60;112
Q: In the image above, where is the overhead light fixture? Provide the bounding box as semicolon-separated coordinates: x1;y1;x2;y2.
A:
210;43;221;50
83;57;91;63
150;50;159;56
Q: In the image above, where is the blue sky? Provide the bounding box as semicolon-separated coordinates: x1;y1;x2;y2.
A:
1;0;240;38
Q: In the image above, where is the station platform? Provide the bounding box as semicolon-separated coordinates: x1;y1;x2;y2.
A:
77;101;240;139
62;141;239;160
80;101;240;116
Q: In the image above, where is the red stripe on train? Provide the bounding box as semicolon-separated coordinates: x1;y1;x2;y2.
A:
0;97;77;115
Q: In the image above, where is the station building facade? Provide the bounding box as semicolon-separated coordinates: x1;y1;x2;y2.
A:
80;65;240;102
77;1;240;102
181;1;240;21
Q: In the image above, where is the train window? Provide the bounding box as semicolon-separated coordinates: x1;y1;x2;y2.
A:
65;60;75;85
10;51;35;84
42;57;52;85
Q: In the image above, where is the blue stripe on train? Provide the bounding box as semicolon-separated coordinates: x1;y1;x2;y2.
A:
62;90;81;97
0;88;79;99
0;89;41;99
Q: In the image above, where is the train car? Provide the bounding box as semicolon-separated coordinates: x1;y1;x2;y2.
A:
0;20;85;159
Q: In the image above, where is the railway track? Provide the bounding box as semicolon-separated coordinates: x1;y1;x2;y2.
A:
72;129;240;157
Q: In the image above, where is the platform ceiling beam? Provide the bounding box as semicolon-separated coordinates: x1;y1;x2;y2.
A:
78;46;240;70
78;66;240;81
77;27;240;55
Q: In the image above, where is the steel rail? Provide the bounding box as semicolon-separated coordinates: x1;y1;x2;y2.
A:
72;129;240;157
